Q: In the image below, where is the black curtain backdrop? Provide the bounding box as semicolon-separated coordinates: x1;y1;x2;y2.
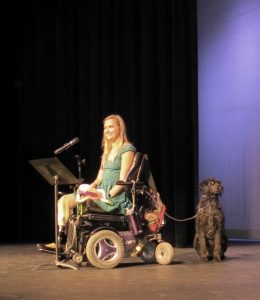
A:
5;0;197;247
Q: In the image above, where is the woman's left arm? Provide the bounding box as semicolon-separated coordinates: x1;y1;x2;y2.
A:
108;151;135;198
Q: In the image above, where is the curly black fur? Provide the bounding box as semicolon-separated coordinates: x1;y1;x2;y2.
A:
193;178;228;262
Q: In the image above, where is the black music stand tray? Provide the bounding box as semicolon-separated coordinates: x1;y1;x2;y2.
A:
29;157;82;270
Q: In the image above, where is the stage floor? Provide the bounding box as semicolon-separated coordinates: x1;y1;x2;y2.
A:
0;241;259;300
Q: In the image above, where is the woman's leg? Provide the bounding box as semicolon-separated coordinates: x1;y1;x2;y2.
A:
37;193;77;252
86;199;107;212
58;193;76;228
57;193;77;248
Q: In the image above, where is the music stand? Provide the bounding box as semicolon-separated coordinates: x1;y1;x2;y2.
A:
29;157;82;270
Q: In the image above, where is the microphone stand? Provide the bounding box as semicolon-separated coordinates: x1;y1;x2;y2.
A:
75;155;86;215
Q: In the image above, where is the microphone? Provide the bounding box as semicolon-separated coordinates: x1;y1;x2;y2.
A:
54;137;80;155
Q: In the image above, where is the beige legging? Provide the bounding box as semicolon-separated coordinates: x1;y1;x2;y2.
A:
57;192;106;227
58;193;77;227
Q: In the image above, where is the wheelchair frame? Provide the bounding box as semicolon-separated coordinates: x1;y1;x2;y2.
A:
64;153;174;269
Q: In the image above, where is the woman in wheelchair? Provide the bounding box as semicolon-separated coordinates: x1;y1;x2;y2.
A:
38;114;136;252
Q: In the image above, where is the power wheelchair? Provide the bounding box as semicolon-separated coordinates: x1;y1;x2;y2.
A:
63;153;174;269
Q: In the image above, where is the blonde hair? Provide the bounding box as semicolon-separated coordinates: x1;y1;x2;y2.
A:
101;114;130;162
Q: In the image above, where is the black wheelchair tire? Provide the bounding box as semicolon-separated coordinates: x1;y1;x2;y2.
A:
140;241;157;263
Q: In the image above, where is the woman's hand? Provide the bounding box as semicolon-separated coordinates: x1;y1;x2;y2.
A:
76;185;104;202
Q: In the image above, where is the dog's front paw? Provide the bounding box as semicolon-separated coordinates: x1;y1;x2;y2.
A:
221;254;226;260
199;255;209;262
214;254;226;261
213;255;222;262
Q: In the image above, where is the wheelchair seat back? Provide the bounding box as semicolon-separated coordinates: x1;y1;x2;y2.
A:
121;152;157;193
124;152;144;182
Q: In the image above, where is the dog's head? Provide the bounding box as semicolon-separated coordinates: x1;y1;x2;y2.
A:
199;178;223;195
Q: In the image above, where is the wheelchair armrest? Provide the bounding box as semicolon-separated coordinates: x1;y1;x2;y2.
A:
116;180;144;187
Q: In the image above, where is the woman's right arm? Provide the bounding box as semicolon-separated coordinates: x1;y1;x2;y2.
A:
89;163;104;188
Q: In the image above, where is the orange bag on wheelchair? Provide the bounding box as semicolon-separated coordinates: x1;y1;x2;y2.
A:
143;189;166;233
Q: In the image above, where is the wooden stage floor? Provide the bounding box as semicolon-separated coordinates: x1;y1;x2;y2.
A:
0;241;259;300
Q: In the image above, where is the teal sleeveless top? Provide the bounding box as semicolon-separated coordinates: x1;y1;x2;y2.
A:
96;143;136;214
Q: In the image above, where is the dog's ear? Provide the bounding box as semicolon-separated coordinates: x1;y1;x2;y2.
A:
199;180;210;194
217;181;224;193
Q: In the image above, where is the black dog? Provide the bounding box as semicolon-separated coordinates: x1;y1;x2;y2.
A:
193;178;228;262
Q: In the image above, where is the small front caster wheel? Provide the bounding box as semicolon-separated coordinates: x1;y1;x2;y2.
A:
155;242;174;265
72;252;84;265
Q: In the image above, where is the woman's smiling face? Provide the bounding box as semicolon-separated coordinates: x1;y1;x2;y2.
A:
104;118;120;143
